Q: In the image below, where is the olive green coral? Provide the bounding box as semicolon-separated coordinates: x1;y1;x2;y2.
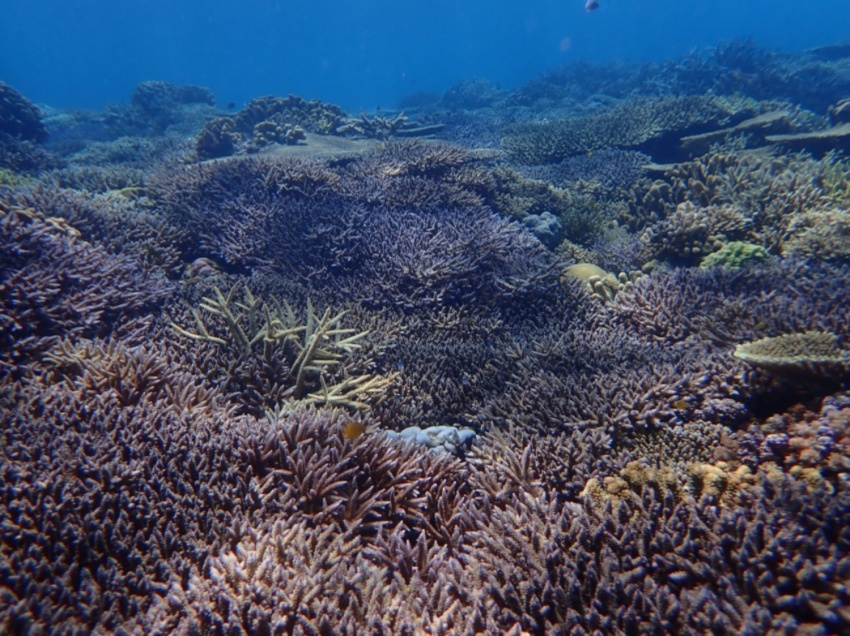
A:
700;241;767;269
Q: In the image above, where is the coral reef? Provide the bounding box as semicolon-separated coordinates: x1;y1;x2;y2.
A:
85;81;220;140
440;77;505;110
4;38;850;636
337;111;445;140
194;94;350;159
170;284;394;414
0;83;60;174
562;263;643;302
502;95;768;164
491;166;615;247
148;142;547;315
195;117;241;160
782;207;850;263
630;150;847;262
0;195;168;368
0;81;47;143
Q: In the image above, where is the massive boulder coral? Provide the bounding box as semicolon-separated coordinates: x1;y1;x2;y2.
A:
0;82;47;143
0;82;58;174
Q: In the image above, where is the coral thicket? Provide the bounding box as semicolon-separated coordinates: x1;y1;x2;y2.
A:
2;41;850;635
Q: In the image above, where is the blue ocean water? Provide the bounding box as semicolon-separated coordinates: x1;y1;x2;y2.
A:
2;0;848;112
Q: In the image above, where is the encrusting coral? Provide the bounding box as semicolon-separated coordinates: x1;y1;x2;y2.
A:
700;240;768;269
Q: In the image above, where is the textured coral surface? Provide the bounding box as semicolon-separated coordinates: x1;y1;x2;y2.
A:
3;42;850;634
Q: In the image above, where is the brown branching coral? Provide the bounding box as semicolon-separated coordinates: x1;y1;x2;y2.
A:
194;94;347;159
782;206;850;263
630;150;840;259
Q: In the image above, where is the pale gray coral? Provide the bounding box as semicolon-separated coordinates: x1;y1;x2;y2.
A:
522;211;563;249
387;425;477;456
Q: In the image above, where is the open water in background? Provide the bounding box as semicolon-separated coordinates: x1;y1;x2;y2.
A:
1;0;848;112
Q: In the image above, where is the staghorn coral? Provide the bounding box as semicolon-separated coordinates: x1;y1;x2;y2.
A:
608;260;850;348
337;110;445;140
5;53;850;634
4;184;187;278
171;283;394;414
40;163;147;194
0;197;168;368
0;167;30;187
6;347;849;635
513;148;650;194
148;146;558;315
65;134;190;168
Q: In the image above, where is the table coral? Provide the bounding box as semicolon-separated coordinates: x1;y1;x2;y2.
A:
734;331;850;378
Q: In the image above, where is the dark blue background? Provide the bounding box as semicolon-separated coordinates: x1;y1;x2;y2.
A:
1;0;846;111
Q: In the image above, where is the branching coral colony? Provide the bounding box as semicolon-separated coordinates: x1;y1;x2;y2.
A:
171;284;396;410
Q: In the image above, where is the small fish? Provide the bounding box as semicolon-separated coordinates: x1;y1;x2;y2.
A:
673;399;690;410
585;0;600;11
342;422;367;440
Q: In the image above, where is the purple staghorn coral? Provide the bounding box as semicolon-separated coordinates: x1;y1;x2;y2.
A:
2;88;850;634
0;197;168;369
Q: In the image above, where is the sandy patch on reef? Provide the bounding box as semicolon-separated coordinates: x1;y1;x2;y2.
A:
261;132;378;160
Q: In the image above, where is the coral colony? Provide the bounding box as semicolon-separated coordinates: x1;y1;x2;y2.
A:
3;37;850;635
